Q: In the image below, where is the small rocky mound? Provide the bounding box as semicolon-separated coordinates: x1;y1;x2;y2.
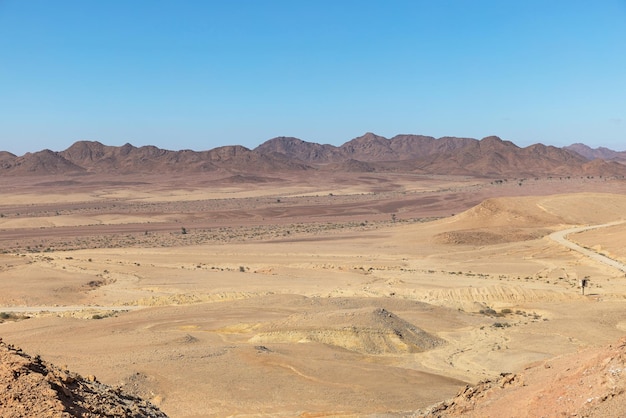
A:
419;337;626;418
250;307;444;354
0;338;167;418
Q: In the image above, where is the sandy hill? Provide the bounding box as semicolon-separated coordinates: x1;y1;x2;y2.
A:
0;338;167;417
392;193;626;246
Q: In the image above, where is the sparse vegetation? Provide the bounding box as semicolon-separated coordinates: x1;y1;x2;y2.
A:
479;308;498;316
0;312;30;323
91;311;117;320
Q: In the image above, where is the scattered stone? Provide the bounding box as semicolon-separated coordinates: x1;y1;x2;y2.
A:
0;339;168;417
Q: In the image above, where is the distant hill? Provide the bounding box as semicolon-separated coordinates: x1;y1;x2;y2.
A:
565;143;626;164
416;137;594;177
256;132;475;163
0;149;85;175
338;132;477;162
255;136;344;163
1;134;625;178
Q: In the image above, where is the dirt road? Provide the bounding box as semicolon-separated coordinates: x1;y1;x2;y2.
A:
549;221;626;273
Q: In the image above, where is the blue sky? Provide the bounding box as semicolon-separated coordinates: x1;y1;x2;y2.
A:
1;0;624;155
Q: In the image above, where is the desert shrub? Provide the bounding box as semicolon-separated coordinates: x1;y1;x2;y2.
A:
479;308;498;316
94;312;116;320
0;312;29;322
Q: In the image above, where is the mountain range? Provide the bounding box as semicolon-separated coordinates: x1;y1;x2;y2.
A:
1;133;624;178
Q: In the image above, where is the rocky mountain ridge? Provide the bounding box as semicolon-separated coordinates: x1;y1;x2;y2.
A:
1;133;624;178
565;143;626;163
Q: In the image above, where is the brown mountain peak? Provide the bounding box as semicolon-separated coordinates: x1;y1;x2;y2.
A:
479;135;517;148
255;136;342;163
351;132;388;143
61;140;107;162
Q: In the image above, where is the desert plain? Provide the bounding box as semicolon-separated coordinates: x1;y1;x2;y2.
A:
1;170;626;417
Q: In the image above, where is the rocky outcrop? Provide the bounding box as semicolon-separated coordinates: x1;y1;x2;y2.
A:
0;338;167;418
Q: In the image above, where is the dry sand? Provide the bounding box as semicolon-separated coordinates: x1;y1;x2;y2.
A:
1;173;626;417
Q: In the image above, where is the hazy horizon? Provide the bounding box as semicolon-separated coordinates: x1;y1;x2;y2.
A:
1;1;624;156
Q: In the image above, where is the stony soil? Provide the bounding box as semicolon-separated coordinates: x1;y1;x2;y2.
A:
0;338;167;417
420;337;626;418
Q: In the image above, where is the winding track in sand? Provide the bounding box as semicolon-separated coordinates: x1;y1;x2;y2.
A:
549;221;626;273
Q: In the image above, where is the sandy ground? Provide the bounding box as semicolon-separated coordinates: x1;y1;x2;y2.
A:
1;172;626;417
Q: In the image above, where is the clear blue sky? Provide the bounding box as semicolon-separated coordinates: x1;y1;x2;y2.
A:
1;0;625;155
